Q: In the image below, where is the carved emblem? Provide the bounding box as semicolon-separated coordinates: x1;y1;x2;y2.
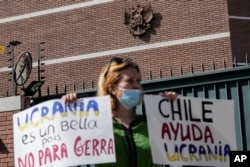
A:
124;4;153;36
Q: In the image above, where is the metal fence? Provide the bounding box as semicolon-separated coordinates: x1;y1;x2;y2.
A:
142;64;250;151
32;58;250;150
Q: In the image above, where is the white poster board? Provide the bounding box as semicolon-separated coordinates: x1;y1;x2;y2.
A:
144;95;237;167
13;95;115;167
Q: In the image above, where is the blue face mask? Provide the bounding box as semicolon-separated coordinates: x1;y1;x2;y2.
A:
117;88;143;110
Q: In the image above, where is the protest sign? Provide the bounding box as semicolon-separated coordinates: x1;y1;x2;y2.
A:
13;95;115;167
144;95;237;167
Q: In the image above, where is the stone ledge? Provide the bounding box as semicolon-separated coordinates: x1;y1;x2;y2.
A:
0;96;24;112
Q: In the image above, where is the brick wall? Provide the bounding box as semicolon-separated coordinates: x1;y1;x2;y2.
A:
0;0;232;97
0;96;28;167
0;111;15;167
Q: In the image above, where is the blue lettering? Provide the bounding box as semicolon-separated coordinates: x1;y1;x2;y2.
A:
86;100;99;116
16;99;100;131
52;101;64;116
30;107;39;127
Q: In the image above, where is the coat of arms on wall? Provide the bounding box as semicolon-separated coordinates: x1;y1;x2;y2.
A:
124;4;153;36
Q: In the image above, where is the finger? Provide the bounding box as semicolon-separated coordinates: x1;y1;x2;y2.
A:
164;91;177;101
170;92;177;101
61;95;66;102
62;95;71;104
70;93;77;101
159;91;169;98
165;91;172;100
61;93;77;104
72;93;77;99
68;93;74;101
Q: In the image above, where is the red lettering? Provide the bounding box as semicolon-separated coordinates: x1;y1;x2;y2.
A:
44;147;53;165
181;124;191;141
38;150;43;166
107;138;114;154
204;126;214;143
38;143;68;166
101;139;107;154
18;153;35;167
74;136;114;157
60;143;68;158
161;122;214;142
192;124;202;141
161;122;171;139
52;145;60;160
74;136;83;156
85;140;91;156
170;122;179;140
93;139;100;156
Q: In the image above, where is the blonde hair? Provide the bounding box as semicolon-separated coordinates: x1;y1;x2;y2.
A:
97;58;140;113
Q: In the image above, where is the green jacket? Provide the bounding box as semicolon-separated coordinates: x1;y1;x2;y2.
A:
96;115;157;167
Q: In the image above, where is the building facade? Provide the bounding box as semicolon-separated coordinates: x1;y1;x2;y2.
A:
0;0;249;166
0;0;235;97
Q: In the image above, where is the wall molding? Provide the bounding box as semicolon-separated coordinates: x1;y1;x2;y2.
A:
0;0;114;24
0;32;230;72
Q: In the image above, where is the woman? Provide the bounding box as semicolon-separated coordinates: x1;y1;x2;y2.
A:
62;57;177;167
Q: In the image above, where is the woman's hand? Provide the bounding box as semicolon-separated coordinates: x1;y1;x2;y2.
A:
159;91;177;101
61;93;77;104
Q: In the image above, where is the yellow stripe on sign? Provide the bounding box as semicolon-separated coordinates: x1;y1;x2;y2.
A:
0;45;5;54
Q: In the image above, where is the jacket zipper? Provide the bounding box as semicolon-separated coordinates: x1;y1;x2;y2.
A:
124;126;137;167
